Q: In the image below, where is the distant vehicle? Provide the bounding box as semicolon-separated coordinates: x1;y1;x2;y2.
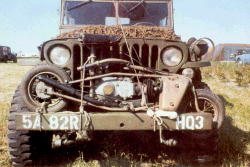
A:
0;46;17;63
202;44;250;62
230;49;250;65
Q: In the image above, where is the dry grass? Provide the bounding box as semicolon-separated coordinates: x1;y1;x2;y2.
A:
202;76;250;166
0;63;32;166
0;63;249;166
201;62;250;86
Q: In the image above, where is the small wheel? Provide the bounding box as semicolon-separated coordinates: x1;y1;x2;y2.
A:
180;89;225;139
182;89;224;128
20;65;71;112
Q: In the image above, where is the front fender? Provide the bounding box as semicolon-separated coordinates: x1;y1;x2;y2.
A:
181;61;211;69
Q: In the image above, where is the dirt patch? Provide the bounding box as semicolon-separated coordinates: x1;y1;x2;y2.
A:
55;25;180;40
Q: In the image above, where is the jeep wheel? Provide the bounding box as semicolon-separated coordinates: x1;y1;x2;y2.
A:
3;56;8;63
13;56;17;63
179;89;222;164
8;87;53;167
20;65;71;112
181;89;225;131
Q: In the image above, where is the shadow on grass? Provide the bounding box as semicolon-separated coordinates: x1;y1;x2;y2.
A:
31;130;225;167
217;116;250;166
31;126;250;167
218;95;234;109
217;94;250;166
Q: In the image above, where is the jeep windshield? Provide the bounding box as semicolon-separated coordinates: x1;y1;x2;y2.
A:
62;0;172;27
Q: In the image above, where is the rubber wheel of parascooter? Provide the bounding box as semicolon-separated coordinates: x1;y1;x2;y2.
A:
8;87;53;167
179;88;225;139
20;65;71;112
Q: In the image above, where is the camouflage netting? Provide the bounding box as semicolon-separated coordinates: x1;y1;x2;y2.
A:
55;25;181;41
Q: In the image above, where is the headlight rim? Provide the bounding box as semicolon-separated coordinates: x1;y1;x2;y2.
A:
48;45;71;66
161;46;183;67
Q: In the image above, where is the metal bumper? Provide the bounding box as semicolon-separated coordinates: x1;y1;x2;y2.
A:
15;112;212;131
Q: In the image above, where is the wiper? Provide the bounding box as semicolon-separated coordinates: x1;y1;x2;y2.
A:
67;0;92;11
123;0;145;17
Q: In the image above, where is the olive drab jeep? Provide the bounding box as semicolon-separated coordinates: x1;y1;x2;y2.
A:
0;46;17;63
9;0;225;166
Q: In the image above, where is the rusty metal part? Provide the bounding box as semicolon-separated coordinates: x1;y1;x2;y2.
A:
55;25;180;40
103;84;115;96
159;76;191;111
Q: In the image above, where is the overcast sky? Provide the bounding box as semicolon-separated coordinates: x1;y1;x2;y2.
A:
0;0;250;54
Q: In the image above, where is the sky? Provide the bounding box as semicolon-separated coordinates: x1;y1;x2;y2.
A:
0;0;250;54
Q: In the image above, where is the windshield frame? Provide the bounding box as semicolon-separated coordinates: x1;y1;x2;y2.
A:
59;0;173;34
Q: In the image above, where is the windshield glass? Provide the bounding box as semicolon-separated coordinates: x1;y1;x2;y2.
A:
63;0;170;27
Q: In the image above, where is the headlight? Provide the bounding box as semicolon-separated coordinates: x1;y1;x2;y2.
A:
182;68;194;78
50;46;70;65
161;47;183;66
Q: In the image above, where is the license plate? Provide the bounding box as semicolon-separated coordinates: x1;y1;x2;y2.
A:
19;114;81;130
15;112;212;131
175;115;207;130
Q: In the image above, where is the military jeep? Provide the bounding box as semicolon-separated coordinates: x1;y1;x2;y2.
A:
8;0;225;166
0;46;17;63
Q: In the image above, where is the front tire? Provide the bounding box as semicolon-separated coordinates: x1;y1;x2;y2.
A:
8;87;53;166
181;88;225;130
178;89;223;164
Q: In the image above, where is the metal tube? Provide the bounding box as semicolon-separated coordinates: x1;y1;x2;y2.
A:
77;58;176;76
77;58;130;70
51;91;130;111
69;72;174;84
37;75;119;107
89;45;95;98
80;43;84;81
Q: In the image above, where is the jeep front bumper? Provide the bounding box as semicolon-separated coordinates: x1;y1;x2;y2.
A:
15;112;212;131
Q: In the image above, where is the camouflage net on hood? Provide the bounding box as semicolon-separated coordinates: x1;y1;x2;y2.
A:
55;25;181;41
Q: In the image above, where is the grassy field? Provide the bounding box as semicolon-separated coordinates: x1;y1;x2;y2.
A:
0;63;249;166
0;63;32;166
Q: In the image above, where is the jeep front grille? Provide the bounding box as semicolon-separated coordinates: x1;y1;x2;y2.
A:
73;38;163;80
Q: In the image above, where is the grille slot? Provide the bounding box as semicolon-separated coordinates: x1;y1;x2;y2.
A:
73;40;161;79
118;42;159;68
